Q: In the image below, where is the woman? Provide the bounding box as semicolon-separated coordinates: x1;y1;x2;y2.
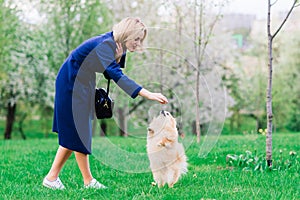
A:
43;17;168;190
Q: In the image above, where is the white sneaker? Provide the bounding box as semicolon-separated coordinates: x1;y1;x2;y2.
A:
43;177;65;190
84;178;107;189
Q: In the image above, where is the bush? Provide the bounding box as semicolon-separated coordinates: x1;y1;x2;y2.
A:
226;150;300;172
286;109;300;132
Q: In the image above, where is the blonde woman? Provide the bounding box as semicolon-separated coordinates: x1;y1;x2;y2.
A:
43;17;168;190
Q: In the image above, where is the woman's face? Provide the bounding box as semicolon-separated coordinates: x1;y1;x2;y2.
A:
125;31;144;52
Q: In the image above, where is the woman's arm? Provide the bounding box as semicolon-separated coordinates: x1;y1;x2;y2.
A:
138;88;168;104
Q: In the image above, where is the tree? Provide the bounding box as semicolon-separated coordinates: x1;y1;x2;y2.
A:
0;1;23;139
0;0;112;139
191;0;226;143
266;0;299;167
105;0;230;142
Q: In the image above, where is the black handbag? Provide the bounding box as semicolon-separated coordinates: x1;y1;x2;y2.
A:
95;78;114;119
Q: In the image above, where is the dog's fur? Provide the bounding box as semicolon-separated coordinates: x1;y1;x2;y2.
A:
147;110;188;188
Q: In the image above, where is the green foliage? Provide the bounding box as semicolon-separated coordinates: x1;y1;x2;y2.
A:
0;1;21;108
38;0;112;63
0;0;113;137
221;116;257;135
226;150;268;171
226;150;300;172
272;32;300;132
226;26;300;133
287;109;300;131
0;1;19;63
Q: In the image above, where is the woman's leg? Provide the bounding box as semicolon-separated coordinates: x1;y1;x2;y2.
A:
45;145;73;181
74;151;93;185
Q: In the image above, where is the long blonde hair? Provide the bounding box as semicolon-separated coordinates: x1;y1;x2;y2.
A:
112;17;147;50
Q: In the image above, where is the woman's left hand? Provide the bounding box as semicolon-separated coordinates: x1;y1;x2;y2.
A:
115;42;123;62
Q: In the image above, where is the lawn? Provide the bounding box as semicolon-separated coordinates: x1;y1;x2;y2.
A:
0;133;299;200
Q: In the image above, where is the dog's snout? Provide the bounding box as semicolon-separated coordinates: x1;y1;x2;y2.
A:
161;110;166;116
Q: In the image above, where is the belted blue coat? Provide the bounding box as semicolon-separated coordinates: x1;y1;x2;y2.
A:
52;31;142;154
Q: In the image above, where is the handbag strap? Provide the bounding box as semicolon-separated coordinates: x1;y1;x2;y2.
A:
106;78;111;95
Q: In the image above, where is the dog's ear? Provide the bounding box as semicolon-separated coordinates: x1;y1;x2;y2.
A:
147;127;154;134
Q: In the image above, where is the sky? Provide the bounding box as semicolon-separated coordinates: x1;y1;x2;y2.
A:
15;0;297;24
224;0;296;19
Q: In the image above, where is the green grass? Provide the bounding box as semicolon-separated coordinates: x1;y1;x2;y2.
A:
0;133;299;200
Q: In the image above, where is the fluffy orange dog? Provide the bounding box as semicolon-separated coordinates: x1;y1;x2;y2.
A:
147;110;188;188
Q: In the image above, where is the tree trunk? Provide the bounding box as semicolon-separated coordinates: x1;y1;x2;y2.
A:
118;108;127;137
236;112;242;133
100;120;107;137
18;112;27;140
192;120;196;135
196;69;201;143
266;0;297;169
247;113;264;132
266;0;273;167
4;102;16;139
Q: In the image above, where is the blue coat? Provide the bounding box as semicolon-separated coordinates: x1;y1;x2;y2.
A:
52;31;142;154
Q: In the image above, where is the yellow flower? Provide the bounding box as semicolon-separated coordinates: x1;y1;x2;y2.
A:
258;129;263;133
151;182;157;186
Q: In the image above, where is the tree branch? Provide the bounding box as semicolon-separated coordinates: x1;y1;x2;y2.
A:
270;0;279;7
128;99;146;115
272;0;297;39
199;13;221;63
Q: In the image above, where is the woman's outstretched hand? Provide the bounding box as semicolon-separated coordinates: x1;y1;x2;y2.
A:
138;88;168;104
